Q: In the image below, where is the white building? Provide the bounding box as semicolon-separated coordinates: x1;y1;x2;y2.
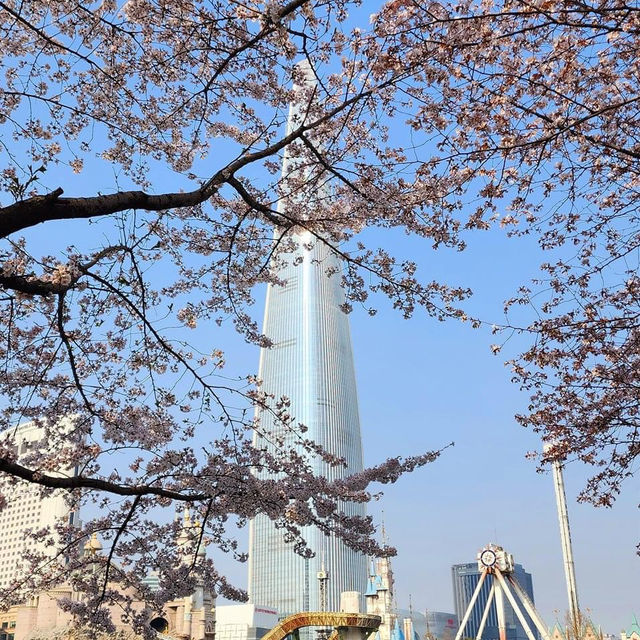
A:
215;604;278;640
0;420;80;589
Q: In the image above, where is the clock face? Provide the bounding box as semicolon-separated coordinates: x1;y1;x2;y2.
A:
480;549;497;567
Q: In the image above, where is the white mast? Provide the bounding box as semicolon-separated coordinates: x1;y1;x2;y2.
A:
545;443;580;629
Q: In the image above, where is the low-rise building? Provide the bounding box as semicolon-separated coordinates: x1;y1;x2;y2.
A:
215;604;278;640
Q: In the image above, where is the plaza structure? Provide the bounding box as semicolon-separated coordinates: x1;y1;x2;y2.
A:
247;63;367;618
452;560;538;640
0;420;80;589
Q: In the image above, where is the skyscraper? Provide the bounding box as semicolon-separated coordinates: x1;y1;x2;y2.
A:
247;64;367;618
0;420;80;589
451;561;538;640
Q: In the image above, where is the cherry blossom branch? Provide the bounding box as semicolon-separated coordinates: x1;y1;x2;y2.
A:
0;75;394;240
97;495;141;613
202;0;310;94
0;455;208;500
0;245;130;296
226;176;470;321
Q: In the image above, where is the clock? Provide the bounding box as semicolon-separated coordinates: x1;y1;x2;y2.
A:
479;548;497;568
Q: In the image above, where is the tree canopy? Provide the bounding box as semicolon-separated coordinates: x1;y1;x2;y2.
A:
1;0;638;631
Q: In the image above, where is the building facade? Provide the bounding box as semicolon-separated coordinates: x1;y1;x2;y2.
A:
452;561;538;640
0;520;216;640
0;536;145;640
0;420;81;590
215;604;278;640
247;63;367;618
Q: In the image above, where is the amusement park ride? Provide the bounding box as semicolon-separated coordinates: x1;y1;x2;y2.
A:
454;544;551;640
260;612;381;640
452;443;587;640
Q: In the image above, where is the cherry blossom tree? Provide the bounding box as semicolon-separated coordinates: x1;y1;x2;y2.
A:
1;0;639;630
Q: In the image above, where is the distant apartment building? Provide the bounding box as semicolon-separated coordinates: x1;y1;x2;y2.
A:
425;611;459;640
393;610;458;640
452;561;538;640
0;420;81;589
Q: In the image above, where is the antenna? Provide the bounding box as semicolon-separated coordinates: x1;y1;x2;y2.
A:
316;544;330;640
381;511;388;550
425;609;433;640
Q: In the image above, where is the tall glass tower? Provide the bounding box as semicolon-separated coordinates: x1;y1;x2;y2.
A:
248;64;367;618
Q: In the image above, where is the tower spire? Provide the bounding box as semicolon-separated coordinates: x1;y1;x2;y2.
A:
381;511;388;550
280;60;318;191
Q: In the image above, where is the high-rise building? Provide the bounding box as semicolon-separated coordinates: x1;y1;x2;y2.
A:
247;64;367;618
451;561;538;640
0;420;80;590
